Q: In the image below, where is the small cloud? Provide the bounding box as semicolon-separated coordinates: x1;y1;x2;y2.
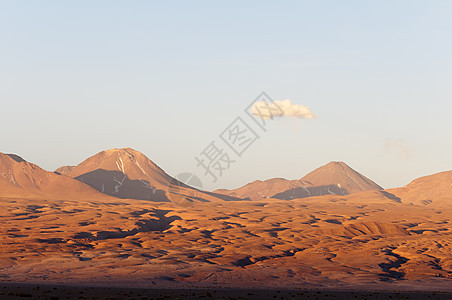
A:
251;99;315;120
384;140;411;160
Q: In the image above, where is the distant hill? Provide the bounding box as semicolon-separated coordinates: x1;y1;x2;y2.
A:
54;165;75;175
214;178;306;201
0;152;111;200
388;170;452;206
214;161;383;200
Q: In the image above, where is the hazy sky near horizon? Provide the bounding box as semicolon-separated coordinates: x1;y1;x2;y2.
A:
1;1;452;190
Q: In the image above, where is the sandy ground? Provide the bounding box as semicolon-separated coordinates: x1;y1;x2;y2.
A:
0;194;451;295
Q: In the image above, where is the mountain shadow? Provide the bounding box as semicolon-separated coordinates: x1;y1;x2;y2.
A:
6;154;25;163
74;169;171;202
204;191;249;201
271;184;347;200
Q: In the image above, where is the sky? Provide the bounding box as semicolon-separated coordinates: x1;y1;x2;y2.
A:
1;1;452;191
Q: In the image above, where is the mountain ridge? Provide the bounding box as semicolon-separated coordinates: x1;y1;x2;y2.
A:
214;161;383;201
62;148;185;202
0;152;113;200
61;148;239;203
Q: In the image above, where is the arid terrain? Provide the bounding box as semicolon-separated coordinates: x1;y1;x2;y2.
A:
0;149;451;295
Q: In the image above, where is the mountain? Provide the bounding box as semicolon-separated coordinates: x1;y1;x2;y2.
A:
61;148;179;202
63;148;228;203
214;161;383;201
0;152;111;200
388;170;452;206
54;165;75;175
214;178;305;201
299;161;382;193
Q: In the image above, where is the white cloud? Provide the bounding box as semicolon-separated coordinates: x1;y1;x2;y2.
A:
251;99;315;120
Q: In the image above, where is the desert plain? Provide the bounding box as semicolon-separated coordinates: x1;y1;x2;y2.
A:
0;149;451;298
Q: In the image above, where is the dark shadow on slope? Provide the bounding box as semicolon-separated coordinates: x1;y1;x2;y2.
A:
166;187;209;203
74;169;170;202
271;185;348;200
167;177;211;203
73;209;181;241
6;154;26;163
380;191;402;203
204;191;250;201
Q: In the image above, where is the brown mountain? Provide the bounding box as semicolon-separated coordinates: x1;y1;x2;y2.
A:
62;148;181;202
63;148;229;203
54;165;75;175
388;170;452;206
0;152;111;200
214;161;383;200
214;178;305;201
300;161;382;193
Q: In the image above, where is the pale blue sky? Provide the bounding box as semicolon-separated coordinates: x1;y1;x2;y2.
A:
1;1;451;190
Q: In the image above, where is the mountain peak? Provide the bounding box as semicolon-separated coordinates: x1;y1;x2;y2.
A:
104;147;139;154
301;161;382;194
323;161;352;169
69;148;168;177
99;147;145;158
327;161;345;165
64;148;177;201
